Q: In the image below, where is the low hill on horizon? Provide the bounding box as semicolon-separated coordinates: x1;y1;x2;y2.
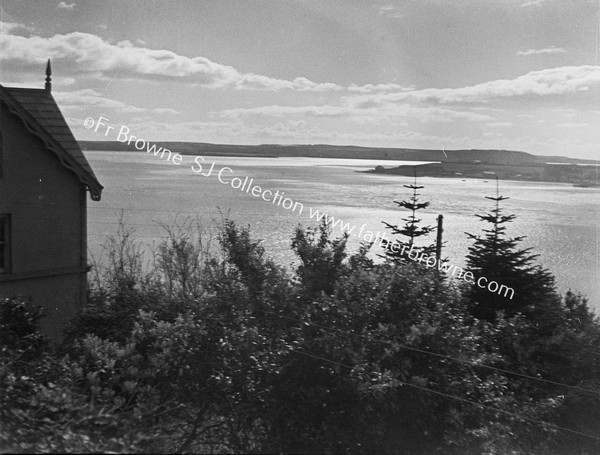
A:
79;140;599;166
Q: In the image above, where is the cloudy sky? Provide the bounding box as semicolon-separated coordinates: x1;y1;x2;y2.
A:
1;0;598;159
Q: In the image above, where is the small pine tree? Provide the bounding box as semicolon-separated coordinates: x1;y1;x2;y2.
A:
465;179;556;320
382;170;436;263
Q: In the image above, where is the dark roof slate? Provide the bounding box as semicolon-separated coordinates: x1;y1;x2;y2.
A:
0;85;103;200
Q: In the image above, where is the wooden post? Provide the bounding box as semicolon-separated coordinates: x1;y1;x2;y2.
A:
436;214;443;264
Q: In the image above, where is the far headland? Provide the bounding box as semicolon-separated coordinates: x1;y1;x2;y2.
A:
80;140;599;186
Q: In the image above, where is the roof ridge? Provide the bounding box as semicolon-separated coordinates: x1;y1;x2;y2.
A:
0;84;103;200
3;87;47;91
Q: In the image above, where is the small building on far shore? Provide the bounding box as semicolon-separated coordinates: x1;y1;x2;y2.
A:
0;61;103;337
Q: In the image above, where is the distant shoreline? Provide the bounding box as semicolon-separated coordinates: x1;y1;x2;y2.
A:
79;140;599;166
86;149;279;159
81;140;599;186
361;161;599;186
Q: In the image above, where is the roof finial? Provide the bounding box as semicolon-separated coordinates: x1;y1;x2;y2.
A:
45;59;52;92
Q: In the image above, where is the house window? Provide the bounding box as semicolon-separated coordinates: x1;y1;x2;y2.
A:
0;215;9;273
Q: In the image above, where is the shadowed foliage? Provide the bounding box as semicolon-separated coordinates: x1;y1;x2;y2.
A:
1;218;598;454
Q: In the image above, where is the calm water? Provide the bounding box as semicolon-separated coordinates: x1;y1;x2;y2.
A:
85;151;600;311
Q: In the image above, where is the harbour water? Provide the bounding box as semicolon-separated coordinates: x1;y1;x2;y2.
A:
85;151;600;311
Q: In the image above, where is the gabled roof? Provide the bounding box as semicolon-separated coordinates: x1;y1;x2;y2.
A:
0;84;103;200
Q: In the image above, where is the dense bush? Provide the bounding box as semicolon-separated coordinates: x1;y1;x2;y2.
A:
1;219;598;453
0;297;156;453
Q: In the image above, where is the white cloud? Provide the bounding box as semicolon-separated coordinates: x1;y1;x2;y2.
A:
4;22;586;105
72;117;427;145
152;108;179;115
517;46;567;56
556;122;588;128
218;105;345;118
0;27;342;92
486;122;513;127
217;102;493;124
347;83;412;93
344;66;600;107
57;2;76;10
377;4;404;19
0;21;31;33
521;0;546;7
53;89;147;113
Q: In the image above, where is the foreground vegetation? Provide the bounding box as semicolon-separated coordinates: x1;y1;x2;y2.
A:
1;218;599;453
